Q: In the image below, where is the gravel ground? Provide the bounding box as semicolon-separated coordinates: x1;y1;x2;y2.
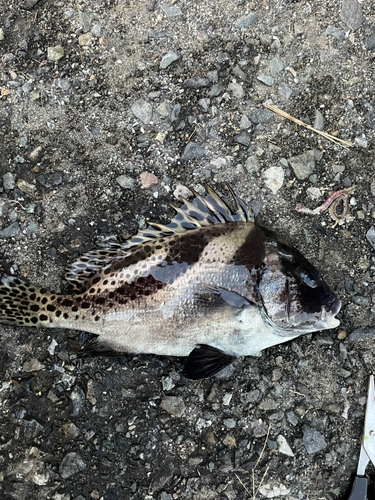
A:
1;0;375;499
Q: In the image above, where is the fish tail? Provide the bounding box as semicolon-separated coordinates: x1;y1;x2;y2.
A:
0;274;61;328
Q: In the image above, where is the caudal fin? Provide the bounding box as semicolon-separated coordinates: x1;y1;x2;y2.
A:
0;274;57;327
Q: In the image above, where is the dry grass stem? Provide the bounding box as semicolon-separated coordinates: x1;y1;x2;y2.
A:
265;104;353;149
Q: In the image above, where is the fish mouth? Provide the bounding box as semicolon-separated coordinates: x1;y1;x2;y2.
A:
320;298;341;328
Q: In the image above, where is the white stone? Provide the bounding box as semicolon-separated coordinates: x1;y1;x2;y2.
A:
276;434;295;457
263;166;284;194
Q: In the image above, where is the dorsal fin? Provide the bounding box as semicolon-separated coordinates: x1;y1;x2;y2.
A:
65;186;253;291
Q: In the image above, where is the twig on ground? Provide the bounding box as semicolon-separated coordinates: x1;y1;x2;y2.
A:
265;104;353;149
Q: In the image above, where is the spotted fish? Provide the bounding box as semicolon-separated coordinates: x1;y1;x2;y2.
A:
0;187;341;379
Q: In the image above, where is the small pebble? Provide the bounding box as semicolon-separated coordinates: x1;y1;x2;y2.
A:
160;51;179;69
227;82;245;98
161;3;182;17
257;74;274;86
0;222;20;238
303;425;327;454
276;435;295;457
235;13;259;29
173;184;193;200
263;166;284;194
160;396;185;417
139;171;158;189
78;32;93;46
3;172;15;190
180;142;207;162
131;99;153;124
47;45;64;61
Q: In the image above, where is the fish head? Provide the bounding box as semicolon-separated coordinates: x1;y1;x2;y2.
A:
257;232;341;336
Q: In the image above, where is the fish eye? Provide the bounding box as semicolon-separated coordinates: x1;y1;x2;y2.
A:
300;272;319;288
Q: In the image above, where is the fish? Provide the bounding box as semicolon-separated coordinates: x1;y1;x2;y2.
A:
0;186;341;379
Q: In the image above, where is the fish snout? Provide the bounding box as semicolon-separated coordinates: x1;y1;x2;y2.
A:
328;297;341;317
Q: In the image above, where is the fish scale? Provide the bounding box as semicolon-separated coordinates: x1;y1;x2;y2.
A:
0;187;341;379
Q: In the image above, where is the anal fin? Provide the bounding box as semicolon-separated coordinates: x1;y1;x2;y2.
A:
182;344;236;380
78;337;123;358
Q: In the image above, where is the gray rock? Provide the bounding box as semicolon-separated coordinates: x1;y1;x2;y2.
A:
171;103;181;121
151;461;175;492
208;83;222;97
25;222;39;234
286;411;299;426
269;57;284;75
207;70;218;83
161;3;182;17
223;418;236;429
3;172;15;190
257;109;274;124
184;77;210;89
344;277;359;295
160;396;185;417
365;35;375;51
240;114;251;129
47;45;64;62
155;100;171;118
349;327;375;343
180;142;207;162
366;226;375;250
245;156;260;174
131;99;153;124
288;149;322;180
353;296;370;306
303;425;327;454
37;173;62;188
313;109;324;131
78;11;93;31
198;98;210;112
367;110;375;129
22;82;32;94
0;222;20;238
116;175;135;189
263;166;284;194
160;51;179;69
57;78;71;90
257;74;274;86
70;386;85;417
233;64;246;79
341;0;362;30
326;26;345;41
234;131;251;146
278;82;293;100
59;452;87;479
228;82;245;98
19;136;27;147
235;13;259;29
23;419;43;438
91;24;101;37
160;492;173;500
0;28;4;41
355;136;368;148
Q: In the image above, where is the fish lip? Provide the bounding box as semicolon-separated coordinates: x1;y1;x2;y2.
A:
320;297;341;322
328;298;341;317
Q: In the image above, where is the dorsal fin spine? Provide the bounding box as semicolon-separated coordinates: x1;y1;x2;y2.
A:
64;186;253;290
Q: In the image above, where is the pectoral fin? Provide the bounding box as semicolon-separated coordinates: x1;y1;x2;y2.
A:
182;344;236;380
